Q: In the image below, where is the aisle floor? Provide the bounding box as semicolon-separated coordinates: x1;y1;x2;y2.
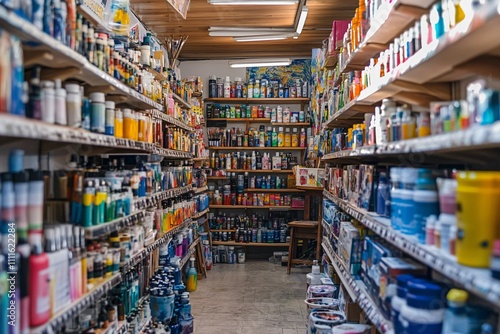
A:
190;260;309;334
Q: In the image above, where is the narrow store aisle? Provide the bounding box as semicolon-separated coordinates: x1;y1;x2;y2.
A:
191;261;309;334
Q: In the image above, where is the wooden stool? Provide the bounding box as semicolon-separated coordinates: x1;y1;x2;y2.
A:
287;220;320;274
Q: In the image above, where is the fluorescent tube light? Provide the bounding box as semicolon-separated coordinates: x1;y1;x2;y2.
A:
296;6;308;34
208;0;298;5
234;35;290;42
209;29;292;37
229;59;291;68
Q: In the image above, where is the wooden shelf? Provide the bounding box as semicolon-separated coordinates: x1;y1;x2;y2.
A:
334;0;434;86
207;176;227;180
210;229;236;232
209;205;303;210
207;118;271;123
171;91;192;109
207;118;310;126
295;186;324;192
208;147;306;151
192;208;210;219
244;188;304;193
226;169;293;174
204;98;309;104
194;185;208;194
212;241;289;247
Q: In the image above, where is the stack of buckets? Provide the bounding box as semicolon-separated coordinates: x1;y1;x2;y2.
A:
305;261;371;334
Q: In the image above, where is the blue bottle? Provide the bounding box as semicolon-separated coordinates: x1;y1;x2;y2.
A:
412;169;439;243
169;316;181;334
397;168;418;237
376;172;390;217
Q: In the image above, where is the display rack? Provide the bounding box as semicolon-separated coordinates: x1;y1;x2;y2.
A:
322;241;394;334
323;190;500;308
209;205;303;211
194;185;209;194
323;0;500;129
134;185;193;210
0;7;163;111
192;208;210;220
321;122;500;167
208;147;306;151
83;210;145;239
213;241;289;247
30;273;123;334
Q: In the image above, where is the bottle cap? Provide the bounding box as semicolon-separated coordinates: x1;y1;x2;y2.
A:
492;240;500;256
105;101;115;109
65;84;80;94
90;92;105;103
446;289;468;303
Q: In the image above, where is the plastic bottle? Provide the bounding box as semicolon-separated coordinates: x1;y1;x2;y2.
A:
283;107;290;123
271;108;277;122
89;92;105;134
262;153;269;170
208;75;216;98
277;127;284;147
104;101;115;136
376;172;390;217
223;76;231;98
65;83;81;128
398;168;418;236
412;169;440;243
41;80;55;123
442;289;468;334
277;105;283;122
54;79;67;125
28;233;51;327
284;128;291;147
300;128;306;147
271;127;278;147
400;279;445;334
272;153;281;170
253;79;260;98
390;168;402;230
114;108;123;138
292;128;299;147
251;151;256;170
186;258;197;292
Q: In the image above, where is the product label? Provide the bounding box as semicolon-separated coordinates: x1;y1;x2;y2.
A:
413;201;439;243
37;268;51;314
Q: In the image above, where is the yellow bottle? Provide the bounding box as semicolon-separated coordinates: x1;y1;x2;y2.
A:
138;113;146;142
123;108;134;140
277;127;284;147
284;128;291;147
291;128;299;147
456;171;500;268
115;109;123;138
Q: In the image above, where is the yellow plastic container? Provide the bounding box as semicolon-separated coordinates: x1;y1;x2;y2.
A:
456;171;500;268
123;109;135;140
114;109;123;138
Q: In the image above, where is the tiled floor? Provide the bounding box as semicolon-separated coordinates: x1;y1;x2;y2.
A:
190;260;309;334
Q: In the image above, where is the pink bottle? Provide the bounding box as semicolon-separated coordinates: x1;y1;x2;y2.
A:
29;234;51;327
168;94;175;117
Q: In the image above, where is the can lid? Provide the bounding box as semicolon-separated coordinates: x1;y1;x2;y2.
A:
90;92;105;103
105;101;115;109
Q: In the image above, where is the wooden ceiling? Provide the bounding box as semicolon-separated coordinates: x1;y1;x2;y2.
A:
131;0;358;60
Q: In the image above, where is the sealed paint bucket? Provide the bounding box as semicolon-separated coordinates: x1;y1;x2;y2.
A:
307;311;345;334
304;297;339;313
307;285;336;298
150;294;175;322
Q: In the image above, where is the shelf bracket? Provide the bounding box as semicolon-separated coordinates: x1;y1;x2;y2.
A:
40;67;82;81
24;51;54;67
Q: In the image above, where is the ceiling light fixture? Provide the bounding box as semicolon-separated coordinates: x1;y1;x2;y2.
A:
234;35;289;42
209;27;292;37
208;0;298;5
295;6;308;34
229;59;291;68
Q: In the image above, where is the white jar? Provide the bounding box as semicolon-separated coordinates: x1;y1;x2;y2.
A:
54;79;67;125
41;81;55;124
65;83;82;128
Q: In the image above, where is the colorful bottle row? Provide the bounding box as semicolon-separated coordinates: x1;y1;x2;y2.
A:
208;127;307;148
207;104;307;123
